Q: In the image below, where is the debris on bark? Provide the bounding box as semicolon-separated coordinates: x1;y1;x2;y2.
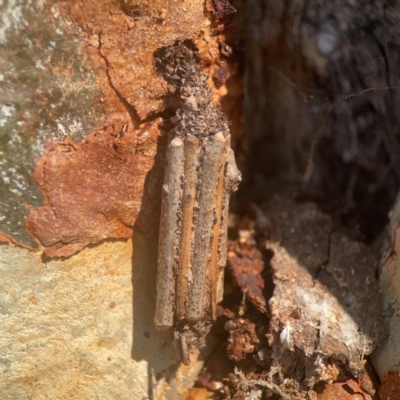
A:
227;240;268;315
265;194;383;397
225;318;259;362
201;192;384;399
197;344;233;393
206;0;237;20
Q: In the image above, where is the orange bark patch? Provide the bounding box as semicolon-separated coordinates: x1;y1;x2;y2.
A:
26;120;165;257
55;0;207;121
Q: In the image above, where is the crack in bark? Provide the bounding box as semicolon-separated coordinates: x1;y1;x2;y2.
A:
97;33;142;129
78;4;142;129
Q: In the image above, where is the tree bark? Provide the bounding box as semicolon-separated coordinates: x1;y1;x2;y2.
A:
0;0;237;398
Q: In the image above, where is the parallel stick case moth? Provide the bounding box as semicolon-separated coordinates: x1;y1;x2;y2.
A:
154;42;241;365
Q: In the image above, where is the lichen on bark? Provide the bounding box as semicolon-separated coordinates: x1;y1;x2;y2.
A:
0;0;101;247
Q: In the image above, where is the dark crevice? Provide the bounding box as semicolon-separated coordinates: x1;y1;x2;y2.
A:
234;0;400;244
212;1;400;397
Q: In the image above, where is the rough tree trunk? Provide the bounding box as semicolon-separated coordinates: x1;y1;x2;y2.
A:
0;0;238;398
2;0;400;399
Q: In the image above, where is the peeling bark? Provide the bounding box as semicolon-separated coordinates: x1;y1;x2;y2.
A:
1;0;239;258
0;0;238;398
